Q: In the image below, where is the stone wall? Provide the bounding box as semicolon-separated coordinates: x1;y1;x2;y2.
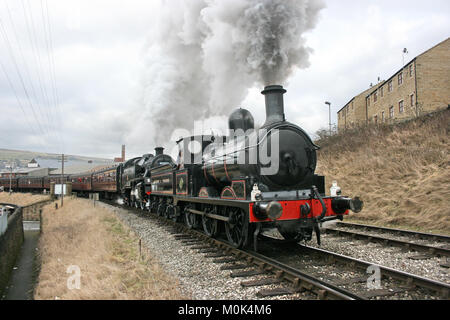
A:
0;207;24;297
416;38;450;115
367;62;417;123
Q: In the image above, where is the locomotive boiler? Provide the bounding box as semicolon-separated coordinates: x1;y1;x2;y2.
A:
202;85;321;192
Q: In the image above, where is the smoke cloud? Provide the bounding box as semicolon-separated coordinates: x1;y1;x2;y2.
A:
128;0;325;150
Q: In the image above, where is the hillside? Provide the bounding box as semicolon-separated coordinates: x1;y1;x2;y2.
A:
315;108;450;234
0;149;111;169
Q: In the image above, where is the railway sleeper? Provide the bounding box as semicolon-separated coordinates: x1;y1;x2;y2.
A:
256;287;296;298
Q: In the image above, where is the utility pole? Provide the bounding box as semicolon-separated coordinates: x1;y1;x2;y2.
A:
325;101;332;136
58;154;68;207
8;162;14;194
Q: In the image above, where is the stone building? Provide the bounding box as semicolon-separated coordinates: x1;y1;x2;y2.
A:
338;37;449;130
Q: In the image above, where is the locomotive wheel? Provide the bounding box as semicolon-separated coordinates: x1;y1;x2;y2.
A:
202;205;219;238
140;201;146;211
184;206;198;229
171;206;180;222
157;203;165;217
225;207;247;248
164;205;172;219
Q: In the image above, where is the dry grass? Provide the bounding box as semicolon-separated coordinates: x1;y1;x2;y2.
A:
34;198;187;300
316;109;450;234
0;192;50;206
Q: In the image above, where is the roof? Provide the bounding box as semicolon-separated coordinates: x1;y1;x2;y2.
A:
50;163;117;175
338;81;384;113
0;167;46;174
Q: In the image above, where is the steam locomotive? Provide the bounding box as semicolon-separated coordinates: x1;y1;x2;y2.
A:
0;85;363;249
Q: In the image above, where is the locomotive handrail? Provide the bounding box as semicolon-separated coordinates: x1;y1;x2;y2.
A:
200;123;317;166
312;186;327;221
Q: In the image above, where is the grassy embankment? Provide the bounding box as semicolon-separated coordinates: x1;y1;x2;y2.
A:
34;197;186;299
0;192;50;206
316;109;449;234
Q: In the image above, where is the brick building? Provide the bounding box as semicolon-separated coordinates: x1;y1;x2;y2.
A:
338;37;449;130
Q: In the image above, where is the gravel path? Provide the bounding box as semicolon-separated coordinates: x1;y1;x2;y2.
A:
99;202;314;300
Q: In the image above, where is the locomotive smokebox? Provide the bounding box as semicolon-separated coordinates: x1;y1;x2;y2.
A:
261;85;286;128
155;147;164;156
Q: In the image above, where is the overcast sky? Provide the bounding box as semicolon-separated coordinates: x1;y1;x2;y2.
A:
0;0;448;160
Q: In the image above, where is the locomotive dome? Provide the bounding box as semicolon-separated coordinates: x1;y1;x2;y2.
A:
228;108;255;132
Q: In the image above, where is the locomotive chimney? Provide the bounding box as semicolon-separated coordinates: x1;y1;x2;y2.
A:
261;85;286;128
155;147;164;156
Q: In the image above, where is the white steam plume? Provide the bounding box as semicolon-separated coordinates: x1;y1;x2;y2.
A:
128;0;325;151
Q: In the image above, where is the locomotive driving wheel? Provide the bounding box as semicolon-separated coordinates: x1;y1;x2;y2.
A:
225;207;248;248
184;205;198;229
157;202;165;217
202;205;219;238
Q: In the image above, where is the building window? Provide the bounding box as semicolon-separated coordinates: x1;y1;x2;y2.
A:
410;93;414;107
399;100;404;113
409;64;413;77
398;72;403;85
389;106;394;118
374;115;378;124
388;80;393;92
380;87;384;98
374;92;378;102
382;111;385;122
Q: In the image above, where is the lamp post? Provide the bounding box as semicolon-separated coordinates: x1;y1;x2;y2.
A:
325;101;332;136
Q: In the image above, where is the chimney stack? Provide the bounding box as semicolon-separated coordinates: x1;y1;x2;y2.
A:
155;147;164;156
121;145;126;161
261;85;286;128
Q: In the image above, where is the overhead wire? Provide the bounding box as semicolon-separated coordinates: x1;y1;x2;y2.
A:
0;0;65;154
20;0;53;138
41;0;64;153
0;14;48;143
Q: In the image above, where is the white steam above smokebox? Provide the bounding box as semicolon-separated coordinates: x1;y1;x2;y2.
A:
131;0;325;148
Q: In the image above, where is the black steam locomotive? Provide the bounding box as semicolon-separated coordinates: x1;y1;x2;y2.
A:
118;85;363;249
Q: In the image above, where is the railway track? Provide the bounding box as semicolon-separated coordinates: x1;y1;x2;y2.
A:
294;245;450;299
102;200;450;300
335;222;450;242
323;222;450;258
